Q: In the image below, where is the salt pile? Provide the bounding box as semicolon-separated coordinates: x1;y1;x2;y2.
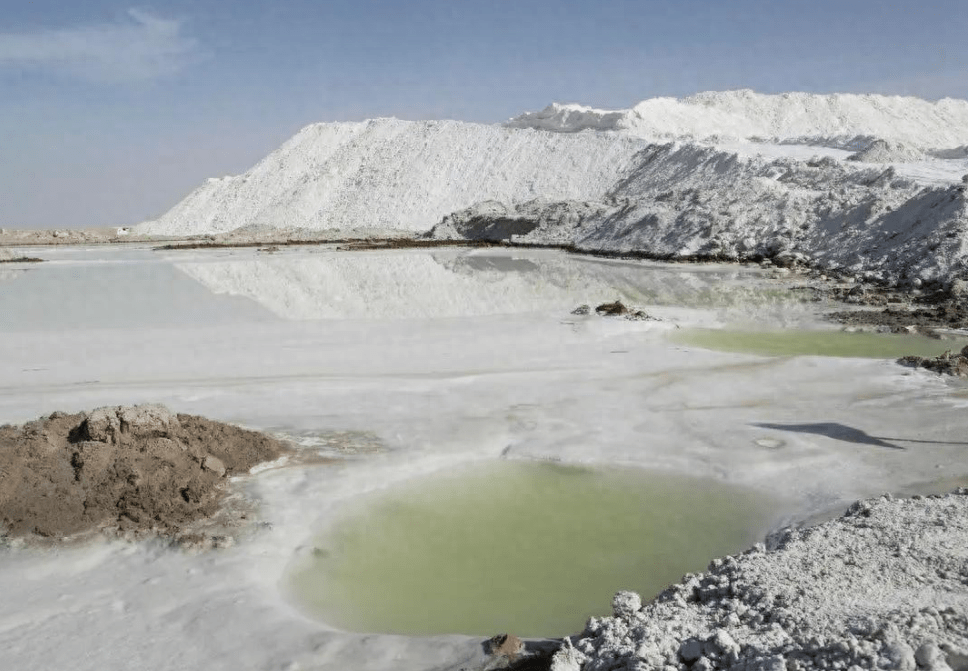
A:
507;90;968;149
429;143;968;287
139;119;646;236
550;492;968;671
137;91;968;288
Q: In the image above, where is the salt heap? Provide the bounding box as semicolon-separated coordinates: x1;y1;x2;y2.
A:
137;91;968;288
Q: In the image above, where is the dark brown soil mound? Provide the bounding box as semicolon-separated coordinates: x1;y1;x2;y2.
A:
0;405;291;540
898;346;968;377
595;300;629;316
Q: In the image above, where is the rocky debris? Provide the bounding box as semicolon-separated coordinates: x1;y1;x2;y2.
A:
0;405;291;542
569;301;660;321
595;301;630;316
570;302;657;321
898;346;968;377
547;492;968;671
830;297;968;332
0;247;43;263
482;634;559;671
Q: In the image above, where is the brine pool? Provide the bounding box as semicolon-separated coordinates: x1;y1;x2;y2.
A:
672;327;968;359
285;460;782;638
0;243;966;671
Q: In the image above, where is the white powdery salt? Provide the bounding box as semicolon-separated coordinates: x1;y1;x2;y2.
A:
508;90;968;150
137;119;646;237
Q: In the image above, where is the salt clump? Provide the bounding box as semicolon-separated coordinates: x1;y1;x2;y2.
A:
550;492;968;671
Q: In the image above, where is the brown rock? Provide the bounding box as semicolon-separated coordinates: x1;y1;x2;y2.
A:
203;455;227;477
595;300;629;316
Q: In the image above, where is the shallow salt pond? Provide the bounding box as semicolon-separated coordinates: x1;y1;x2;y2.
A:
4;244;968;671
671;327;968;359
285;460;782;638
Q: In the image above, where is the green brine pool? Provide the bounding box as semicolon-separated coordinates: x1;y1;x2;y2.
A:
671;328;967;359
285;460;782;638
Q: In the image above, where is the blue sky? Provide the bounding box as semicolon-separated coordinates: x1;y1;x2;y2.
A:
2;0;967;229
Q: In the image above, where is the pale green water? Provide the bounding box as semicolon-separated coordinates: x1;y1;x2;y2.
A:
286;460;780;638
671;328;968;359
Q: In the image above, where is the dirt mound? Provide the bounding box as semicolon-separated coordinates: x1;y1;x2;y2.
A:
899;346;968;377
0;405;290;540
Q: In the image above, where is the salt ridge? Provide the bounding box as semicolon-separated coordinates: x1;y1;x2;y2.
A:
507;90;968;149
140;119;646;236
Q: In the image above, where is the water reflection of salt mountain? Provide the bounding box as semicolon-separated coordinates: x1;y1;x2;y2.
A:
172;248;812;321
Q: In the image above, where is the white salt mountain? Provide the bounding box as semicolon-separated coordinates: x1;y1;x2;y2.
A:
506;89;968;149
138;91;968;288
141;119;646;236
429;144;968;287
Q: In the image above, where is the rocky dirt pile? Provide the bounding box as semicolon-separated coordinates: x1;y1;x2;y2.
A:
549;492;968;671
828;290;968;334
0;405;290;541
571;301;657;321
899;346;968;377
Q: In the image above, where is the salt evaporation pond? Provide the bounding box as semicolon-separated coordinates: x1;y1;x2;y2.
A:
672;328;968;359
2;244;967;671
286;460;781;638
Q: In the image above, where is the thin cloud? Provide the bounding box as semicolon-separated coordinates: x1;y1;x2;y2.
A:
0;9;200;82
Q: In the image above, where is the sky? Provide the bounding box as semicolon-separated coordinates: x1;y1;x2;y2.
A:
1;0;967;229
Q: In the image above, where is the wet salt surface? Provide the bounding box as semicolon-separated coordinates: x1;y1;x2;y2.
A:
0;244;966;671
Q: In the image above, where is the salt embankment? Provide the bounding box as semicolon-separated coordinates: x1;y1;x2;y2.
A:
428;143;968;289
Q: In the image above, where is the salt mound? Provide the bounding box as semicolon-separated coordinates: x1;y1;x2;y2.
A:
550;492;968;671
137;119;646;237
430;142;968;286
138;90;968;287
507;90;968;149
848;139;926;163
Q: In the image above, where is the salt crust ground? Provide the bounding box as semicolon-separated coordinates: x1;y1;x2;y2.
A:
548;491;968;671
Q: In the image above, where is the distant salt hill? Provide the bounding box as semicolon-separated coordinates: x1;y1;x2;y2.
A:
137;91;968;287
506;90;968;150
139;119;647;237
